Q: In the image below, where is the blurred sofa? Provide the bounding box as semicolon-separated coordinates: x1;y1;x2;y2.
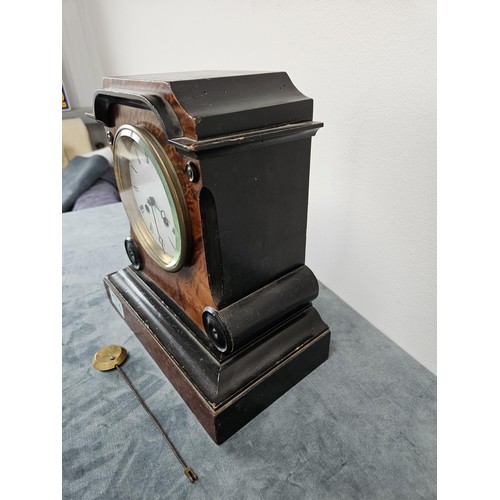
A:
62;110;120;212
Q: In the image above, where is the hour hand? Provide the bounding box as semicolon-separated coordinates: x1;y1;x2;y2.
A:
145;196;162;246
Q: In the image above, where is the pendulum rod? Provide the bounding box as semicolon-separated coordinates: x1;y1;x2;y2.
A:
92;344;197;483
114;364;197;482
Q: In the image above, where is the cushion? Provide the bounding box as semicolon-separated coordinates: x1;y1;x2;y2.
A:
62;155;110;212
72;167;120;211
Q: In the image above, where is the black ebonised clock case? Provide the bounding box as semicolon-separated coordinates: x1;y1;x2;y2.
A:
94;71;331;444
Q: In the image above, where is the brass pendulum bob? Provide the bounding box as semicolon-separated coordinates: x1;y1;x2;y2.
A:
92;345;198;483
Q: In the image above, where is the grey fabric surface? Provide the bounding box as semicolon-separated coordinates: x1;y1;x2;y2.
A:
62;203;436;500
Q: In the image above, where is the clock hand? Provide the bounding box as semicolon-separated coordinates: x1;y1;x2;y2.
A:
146;197;164;250
160;209;171;228
149;203;171;228
146;197;176;252
151;210;164;250
152;205;176;250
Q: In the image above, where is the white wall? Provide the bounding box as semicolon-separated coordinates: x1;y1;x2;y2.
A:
63;0;436;373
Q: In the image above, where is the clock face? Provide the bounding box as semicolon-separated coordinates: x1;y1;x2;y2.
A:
113;124;190;271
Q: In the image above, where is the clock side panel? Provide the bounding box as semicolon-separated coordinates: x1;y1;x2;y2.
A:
199;137;313;308
108;103;216;331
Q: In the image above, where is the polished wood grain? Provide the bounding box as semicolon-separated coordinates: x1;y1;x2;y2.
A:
103;79;216;332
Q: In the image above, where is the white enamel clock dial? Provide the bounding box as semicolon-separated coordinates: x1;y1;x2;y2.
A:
113;124;190;271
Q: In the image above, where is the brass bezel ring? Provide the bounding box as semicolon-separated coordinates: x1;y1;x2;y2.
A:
113;124;191;272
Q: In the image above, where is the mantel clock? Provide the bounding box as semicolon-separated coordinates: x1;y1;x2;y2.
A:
93;71;331;444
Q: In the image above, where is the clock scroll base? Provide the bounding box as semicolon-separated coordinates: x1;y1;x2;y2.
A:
104;268;331;445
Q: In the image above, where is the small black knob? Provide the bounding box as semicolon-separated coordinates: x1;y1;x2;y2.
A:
185;162;199;183
124;237;142;270
106;131;114;146
202;307;231;353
